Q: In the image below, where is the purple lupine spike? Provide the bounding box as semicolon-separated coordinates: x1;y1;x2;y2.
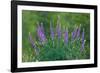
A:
80;29;85;52
50;21;54;40
29;32;35;47
72;30;76;41
72;26;77;41
37;22;46;43
56;15;61;39
40;32;46;42
29;32;39;55
64;29;68;44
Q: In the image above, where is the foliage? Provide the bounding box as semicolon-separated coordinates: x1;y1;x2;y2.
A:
22;10;90;62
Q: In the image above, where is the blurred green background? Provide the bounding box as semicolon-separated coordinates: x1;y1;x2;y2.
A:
22;10;90;62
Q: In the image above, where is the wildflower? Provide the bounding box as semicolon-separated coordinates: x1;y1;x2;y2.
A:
29;32;39;55
77;24;81;38
64;30;68;44
72;30;76;41
72;26;78;41
37;22;46;43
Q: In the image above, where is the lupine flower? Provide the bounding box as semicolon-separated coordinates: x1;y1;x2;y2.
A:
72;26;79;41
77;24;81;38
37;23;46;43
29;32;39;55
64;30;68;44
72;30;76;41
50;21;54;40
80;29;85;52
56;15;61;39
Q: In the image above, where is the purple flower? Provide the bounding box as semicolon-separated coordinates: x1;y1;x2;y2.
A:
29;32;35;47
37;23;46;42
29;32;39;55
77;24;81;38
72;26;80;41
56;26;61;39
80;29;85;52
72;30;76;41
64;30;68;44
50;21;54;40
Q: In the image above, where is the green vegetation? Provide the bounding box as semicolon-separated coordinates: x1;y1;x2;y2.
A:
22;10;90;62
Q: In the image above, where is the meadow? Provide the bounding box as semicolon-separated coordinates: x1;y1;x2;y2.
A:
22;10;90;62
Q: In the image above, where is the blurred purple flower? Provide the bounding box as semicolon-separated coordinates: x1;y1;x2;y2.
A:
77;25;81;38
81;29;85;52
64;30;68;44
29;32;39;55
29;32;35;47
72;30;76;41
50;21;54;40
37;23;46;42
